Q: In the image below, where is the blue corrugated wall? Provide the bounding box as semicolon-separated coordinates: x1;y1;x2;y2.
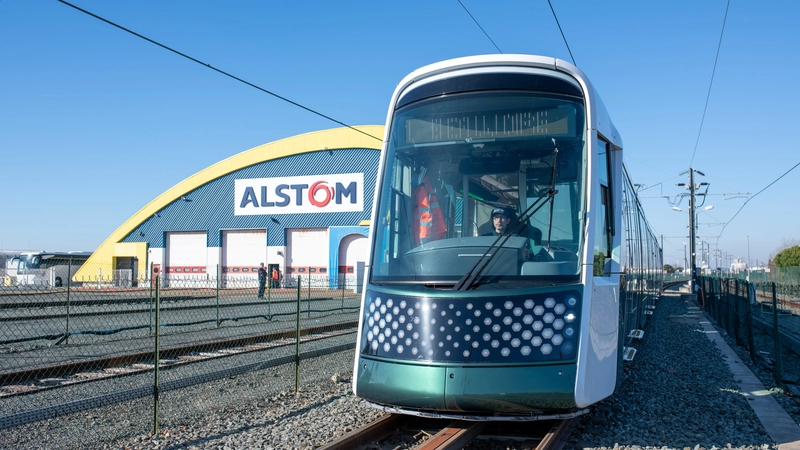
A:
122;148;379;247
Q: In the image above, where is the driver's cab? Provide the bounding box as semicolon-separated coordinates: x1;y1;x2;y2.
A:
370;89;586;286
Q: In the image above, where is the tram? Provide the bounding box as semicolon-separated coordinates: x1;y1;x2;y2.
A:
353;54;663;420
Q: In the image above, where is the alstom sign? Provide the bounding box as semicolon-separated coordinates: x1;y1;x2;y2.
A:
234;173;364;215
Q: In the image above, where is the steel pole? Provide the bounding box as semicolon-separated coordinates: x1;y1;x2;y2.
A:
772;283;783;386
689;169;697;293
153;274;161;434
295;276;301;395
65;258;71;345
216;264;220;327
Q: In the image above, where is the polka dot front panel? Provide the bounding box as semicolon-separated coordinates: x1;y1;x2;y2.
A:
359;290;581;363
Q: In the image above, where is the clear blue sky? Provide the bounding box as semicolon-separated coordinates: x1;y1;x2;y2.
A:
1;0;798;268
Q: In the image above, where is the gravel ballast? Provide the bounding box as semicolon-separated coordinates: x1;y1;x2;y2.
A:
565;289;798;450
0;288;797;449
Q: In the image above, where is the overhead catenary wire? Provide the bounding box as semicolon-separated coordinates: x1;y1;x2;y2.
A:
625;153;681;180
547;0;575;66
457;0;502;53
719;160;800;237
688;0;731;167
55;0;383;143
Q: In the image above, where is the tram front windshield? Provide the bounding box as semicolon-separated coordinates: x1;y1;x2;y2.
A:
370;91;587;287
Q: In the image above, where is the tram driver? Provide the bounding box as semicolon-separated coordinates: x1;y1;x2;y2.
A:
482;207;548;263
483;207;513;237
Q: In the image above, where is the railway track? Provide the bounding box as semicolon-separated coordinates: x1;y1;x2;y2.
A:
319;414;577;450
754;291;800;314
0;322;357;398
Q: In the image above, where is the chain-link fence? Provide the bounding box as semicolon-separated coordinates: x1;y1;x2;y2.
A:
698;275;800;389
663;272;691;284
714;266;800;286
0;262;362;448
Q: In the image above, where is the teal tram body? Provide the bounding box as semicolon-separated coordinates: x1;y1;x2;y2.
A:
353;55;663;421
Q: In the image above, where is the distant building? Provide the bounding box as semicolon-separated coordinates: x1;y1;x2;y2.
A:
731;258;747;273
75;126;384;288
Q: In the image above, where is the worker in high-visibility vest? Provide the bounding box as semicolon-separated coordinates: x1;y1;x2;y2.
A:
412;176;447;246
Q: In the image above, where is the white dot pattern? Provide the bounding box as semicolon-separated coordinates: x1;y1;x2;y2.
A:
360;291;581;362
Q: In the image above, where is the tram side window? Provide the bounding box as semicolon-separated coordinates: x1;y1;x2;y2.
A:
372;159;412;276
593;140;612;276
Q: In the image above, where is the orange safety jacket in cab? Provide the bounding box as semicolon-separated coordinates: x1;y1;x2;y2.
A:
412;177;447;246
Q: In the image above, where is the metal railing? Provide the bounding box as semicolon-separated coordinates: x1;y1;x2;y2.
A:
697;275;800;388
0;263;362;446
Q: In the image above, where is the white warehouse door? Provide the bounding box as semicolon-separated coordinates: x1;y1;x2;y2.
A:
338;234;367;290
222;229;266;283
165;231;207;280
287;228;328;282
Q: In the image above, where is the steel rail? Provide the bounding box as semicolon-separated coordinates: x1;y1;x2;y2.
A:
0;321;357;388
319;416;576;449
317;414;409;450
536;418;578;450
416;420;486;449
0;340;357;430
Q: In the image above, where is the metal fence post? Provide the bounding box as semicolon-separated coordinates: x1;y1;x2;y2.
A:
711;278;718;320
215;264;220;327
772;282;783;386
745;282;755;361
149;269;154;335
733;279;740;345
718;279;724;327
307;275;311;319
295;275;301;396
65;257;71;345
267;269;272;317
153;273;161;435
724;280;731;333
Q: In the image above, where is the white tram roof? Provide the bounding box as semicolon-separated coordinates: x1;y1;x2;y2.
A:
389;54;622;150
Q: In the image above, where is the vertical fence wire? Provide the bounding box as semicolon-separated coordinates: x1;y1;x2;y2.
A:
772;282;783;385
295;275;301;395
153;273;161;435
65;258;72;345
215;264;220;327
746;282;755;361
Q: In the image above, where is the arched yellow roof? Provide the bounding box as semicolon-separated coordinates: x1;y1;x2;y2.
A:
76;125;384;281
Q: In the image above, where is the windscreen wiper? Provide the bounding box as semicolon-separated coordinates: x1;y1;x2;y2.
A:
451;188;557;291
545;139;559;251
452;146;559;291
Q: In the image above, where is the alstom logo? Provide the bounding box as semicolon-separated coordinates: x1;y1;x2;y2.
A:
234;173;364;216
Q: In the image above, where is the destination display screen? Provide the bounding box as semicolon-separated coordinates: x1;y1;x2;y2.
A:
404;106;575;145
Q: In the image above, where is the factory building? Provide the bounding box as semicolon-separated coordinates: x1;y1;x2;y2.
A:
75;126;383;288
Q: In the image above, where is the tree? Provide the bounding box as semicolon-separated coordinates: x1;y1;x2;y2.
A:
663;264;675;273
774;245;800;268
769;238;800;268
